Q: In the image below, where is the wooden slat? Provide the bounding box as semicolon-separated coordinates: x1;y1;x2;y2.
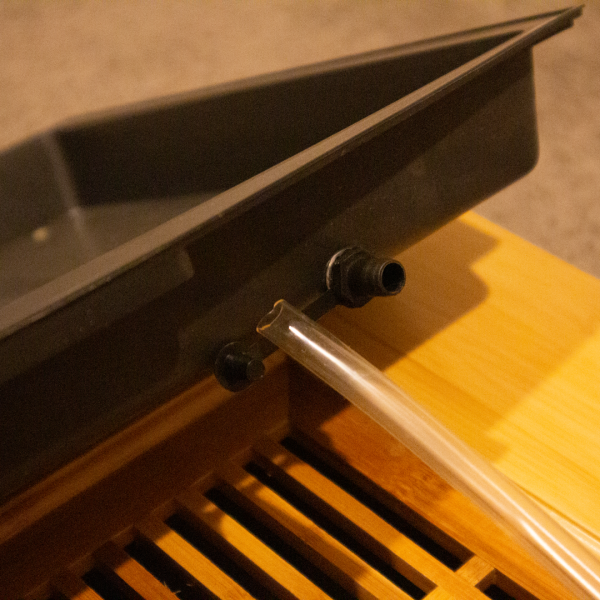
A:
136;515;254;600
51;570;103;600
456;555;495;587
218;461;415;600
253;437;491;599
178;488;334;600
94;540;179;600
424;589;457;599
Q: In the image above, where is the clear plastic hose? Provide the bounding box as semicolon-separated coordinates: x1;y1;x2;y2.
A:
258;300;600;600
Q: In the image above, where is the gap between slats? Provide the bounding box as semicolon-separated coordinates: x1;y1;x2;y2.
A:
136;515;254;599
281;433;473;569
215;459;418;599
248;437;495;600
175;486;334;600
41;433;542;600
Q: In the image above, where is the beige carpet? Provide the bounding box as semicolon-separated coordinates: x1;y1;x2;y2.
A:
1;1;598;277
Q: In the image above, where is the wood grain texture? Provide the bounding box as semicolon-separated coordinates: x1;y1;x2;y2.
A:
320;211;600;545
218;461;415;600
252;437;489;599
423;589;456;600
455;555;495;587
94;541;179;600
177;488;334;600
137;515;254;599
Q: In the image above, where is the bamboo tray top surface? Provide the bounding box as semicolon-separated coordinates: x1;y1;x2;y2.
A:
322;211;600;548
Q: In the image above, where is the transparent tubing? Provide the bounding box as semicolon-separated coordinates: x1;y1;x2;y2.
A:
258;300;600;600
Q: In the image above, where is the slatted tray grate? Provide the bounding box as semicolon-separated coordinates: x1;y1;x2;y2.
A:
40;434;538;600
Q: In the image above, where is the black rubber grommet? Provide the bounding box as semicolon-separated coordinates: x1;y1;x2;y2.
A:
326;247;405;308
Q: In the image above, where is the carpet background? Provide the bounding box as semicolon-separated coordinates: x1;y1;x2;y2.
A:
1;1;598;277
